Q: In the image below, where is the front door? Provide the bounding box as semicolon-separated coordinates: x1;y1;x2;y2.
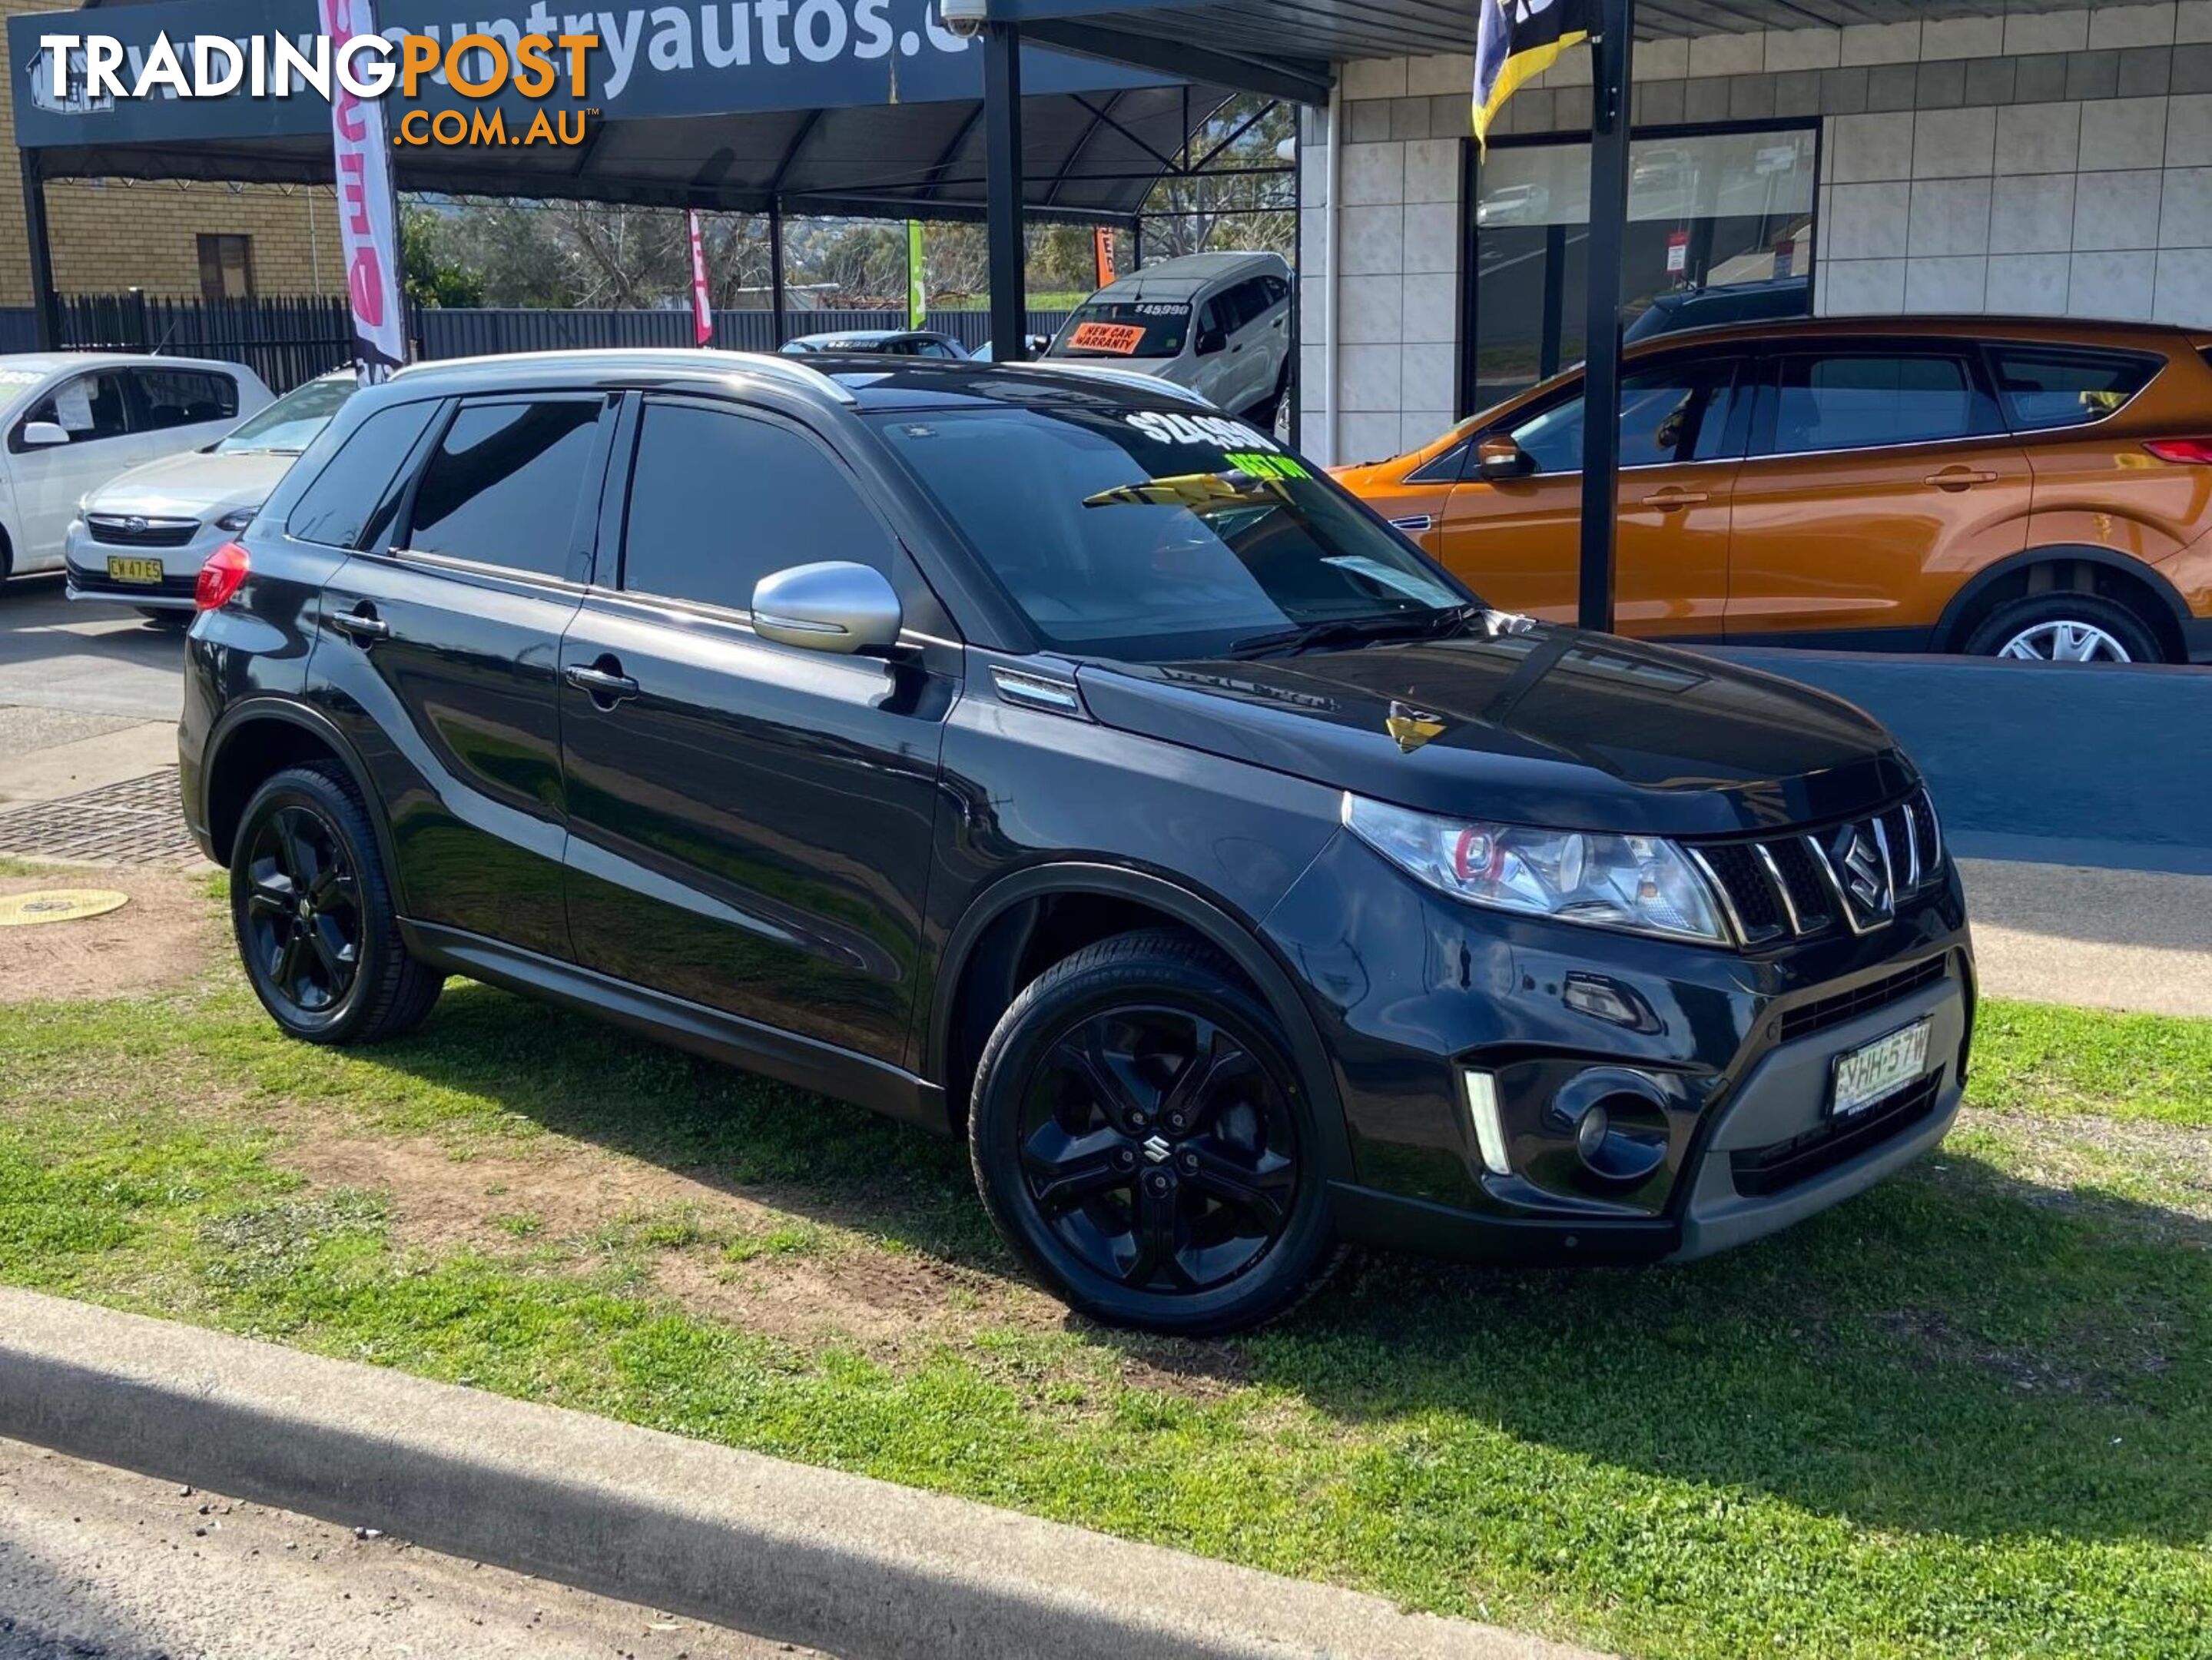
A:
12;368;138;562
558;393;953;1067
1725;344;2031;645
316;392;616;960
1434;353;1746;635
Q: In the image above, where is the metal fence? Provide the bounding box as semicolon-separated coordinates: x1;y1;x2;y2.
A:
0;297;1075;391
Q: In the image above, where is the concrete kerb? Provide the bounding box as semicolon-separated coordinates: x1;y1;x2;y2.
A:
0;1288;1603;1660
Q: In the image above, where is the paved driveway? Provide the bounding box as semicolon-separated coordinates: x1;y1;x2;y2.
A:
0;573;187;722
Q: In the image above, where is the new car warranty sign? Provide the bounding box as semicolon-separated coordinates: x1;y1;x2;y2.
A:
0;888;131;926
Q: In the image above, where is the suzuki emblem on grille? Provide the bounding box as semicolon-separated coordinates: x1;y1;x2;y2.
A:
1142;1134;1172;1164
1837;825;1892;917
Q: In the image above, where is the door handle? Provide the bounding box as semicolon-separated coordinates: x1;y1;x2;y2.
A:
328;603;391;642
1925;467;1998;490
1641;488;1708;510
563;657;638;708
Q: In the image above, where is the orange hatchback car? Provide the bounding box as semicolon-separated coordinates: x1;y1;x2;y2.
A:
1338;317;2212;664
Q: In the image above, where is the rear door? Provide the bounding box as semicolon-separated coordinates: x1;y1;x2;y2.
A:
315;391;618;960
1435;353;1745;634
556;393;953;1067
1724;344;2030;645
126;365;242;458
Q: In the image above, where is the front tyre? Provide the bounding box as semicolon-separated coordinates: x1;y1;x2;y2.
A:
230;762;443;1044
968;930;1335;1334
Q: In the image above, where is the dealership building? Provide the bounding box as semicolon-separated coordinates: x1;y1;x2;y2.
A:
1288;3;2212;466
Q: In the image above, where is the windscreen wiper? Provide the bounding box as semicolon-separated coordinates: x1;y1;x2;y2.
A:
1227;606;1477;660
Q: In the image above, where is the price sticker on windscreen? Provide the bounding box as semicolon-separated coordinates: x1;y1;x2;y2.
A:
1666;230;1689;274
1070;321;1147;355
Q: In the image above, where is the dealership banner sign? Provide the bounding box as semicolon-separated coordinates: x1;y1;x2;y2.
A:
12;0;1169;152
318;0;405;379
1473;0;1594;149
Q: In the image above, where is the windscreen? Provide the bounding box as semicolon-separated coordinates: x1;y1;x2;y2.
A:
871;405;1471;662
217;377;356;454
1050;301;1193;360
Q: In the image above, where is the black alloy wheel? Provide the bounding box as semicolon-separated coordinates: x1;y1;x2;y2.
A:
970;930;1336;1334
1021;1006;1298;1295
230;762;444;1044
241;803;361;1018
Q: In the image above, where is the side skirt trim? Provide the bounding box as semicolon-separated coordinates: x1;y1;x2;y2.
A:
400;921;947;1134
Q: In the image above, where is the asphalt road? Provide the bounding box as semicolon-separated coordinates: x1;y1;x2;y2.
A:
0;574;186;722
0;1437;824;1659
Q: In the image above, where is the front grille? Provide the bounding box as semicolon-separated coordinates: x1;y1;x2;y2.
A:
87;514;197;547
1693;786;1946;947
1778;955;1947;1044
1729;1070;1943;1198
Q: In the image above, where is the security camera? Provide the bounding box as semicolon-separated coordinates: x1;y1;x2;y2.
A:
938;0;987;37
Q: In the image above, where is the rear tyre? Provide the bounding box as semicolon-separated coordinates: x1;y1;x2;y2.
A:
230;762;443;1045
1962;592;2164;664
967;929;1336;1335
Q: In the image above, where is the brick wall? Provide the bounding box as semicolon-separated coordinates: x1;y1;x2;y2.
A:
0;0;341;304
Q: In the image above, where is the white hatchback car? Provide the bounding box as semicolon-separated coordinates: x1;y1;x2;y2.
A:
65;371;354;620
0;354;273;601
1043;251;1292;420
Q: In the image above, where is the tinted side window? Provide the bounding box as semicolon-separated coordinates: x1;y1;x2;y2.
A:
288;402;441;549
1766;353;1998;453
621;402;896;612
1508;358;1741;473
131;367;238;430
1988;347;2159;431
16;370;131;448
1229;278;1272;328
406;399;604;577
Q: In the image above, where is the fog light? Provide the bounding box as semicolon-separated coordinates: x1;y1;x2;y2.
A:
1574;1102;1610;1164
1462;1068;1511;1175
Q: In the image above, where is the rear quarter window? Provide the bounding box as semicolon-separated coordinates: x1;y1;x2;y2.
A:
287;401;441;549
1990;346;2161;432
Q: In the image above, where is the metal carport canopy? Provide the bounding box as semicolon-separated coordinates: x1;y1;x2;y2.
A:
10;0;1229;223
988;0;2129;88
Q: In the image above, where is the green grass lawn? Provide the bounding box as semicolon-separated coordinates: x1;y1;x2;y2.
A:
2;955;2209;1659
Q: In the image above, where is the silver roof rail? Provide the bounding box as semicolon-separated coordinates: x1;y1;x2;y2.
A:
388;347;858;405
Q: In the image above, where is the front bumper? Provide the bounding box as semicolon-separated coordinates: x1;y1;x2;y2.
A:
1265;827;1975;1267
1670;969;1964;1260
62;516;223;610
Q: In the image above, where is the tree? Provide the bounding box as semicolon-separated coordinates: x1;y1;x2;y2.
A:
400;204;486;308
1138;96;1295;262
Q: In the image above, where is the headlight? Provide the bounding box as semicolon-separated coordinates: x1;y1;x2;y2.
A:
1342;793;1729;945
214;509;256;534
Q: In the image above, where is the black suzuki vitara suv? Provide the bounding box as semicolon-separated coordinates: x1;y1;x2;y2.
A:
179;350;1974;1334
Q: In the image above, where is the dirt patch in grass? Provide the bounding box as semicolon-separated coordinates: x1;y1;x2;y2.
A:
280;1131;1079;1360
0;865;220;1004
1952;1105;2212;1243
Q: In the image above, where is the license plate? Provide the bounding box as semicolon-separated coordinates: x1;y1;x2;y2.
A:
1829;1018;1931;1118
106;556;164;585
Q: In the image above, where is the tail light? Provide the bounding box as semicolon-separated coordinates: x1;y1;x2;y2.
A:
195;541;250;611
2144;437;2212;464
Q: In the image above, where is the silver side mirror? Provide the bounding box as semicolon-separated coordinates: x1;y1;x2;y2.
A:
18;420;70;447
751;560;903;656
